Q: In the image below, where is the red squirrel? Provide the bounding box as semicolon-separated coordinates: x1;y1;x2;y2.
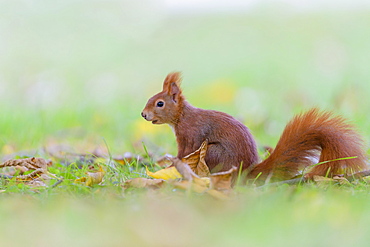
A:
141;72;368;182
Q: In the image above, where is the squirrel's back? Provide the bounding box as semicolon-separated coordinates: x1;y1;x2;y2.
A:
174;103;259;172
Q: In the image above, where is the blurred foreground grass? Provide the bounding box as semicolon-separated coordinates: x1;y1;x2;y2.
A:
1;1;370;246
2;185;370;246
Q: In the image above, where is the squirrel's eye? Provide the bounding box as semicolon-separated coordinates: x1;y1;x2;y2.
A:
156;101;164;107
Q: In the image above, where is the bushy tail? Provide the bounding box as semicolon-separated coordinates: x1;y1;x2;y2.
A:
248;108;368;182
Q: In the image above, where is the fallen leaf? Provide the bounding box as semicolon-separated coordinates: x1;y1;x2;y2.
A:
144;140;210;180
75;177;87;183
156;154;174;167
124;178;164;189
0;157;52;171
146;166;182;180
75;166;105;186
210;166;238;191
46;144;146;167
86;166;105;186
333;175;350;185
206;189;230;200
3;165;28;176
181;140;210;177
313;175;350;186
16;170;44;181
0;157;57;183
172;158;198;181
126;141;234;199
26;180;48;188
167;158;210;195
312;175;336;185
172;180;208;194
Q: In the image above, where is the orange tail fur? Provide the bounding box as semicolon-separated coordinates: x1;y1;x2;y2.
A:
248;108;368;182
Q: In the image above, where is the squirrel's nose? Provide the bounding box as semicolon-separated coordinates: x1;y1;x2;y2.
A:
141;112;147;119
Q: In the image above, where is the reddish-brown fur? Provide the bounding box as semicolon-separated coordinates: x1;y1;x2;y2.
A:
142;72;258;172
248;109;368;182
142;72;368;182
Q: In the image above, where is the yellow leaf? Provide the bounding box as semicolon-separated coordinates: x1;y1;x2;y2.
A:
146;166;182;180
75;166;105;186
75;177;87;183
86;166;105;186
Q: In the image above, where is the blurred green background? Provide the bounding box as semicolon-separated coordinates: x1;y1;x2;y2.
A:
1;1;370;246
1;0;370;156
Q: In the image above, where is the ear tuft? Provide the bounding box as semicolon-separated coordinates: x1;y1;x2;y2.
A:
163;72;182;92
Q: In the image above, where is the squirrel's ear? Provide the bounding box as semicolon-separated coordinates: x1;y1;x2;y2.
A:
169;82;181;103
163;72;182;93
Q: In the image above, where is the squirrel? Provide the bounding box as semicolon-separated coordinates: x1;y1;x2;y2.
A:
141;72;368;183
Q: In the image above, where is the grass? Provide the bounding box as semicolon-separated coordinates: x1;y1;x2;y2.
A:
2;155;370;246
2;180;370;246
1;1;370;246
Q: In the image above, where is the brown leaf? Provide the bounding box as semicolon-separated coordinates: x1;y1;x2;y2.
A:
124;178;164;189
312;175;336;185
167;157;210;195
181;140;210;177
172;158;198;181
16;171;57;188
16;169;44;181
0;157;57;182
206;189;230;200
46;143;145;167
172;180;209;194
313;175;350;186
0;157;52;171
155;154;174;167
25;180;48;188
333;176;350;185
210;166;238;191
2;165;28;176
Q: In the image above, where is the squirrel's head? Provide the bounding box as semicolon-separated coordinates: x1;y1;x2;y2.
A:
141;72;184;125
